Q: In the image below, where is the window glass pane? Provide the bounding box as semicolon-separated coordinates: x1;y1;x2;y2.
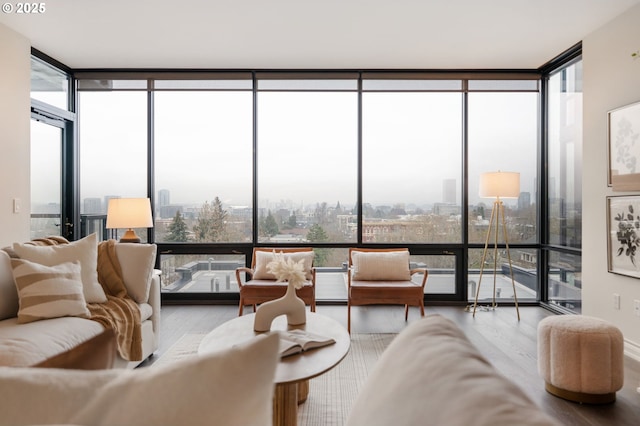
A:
411;255;456;294
155;80;252;90
362;80;462;91
468;248;538;302
468;80;538;91
154;91;253;243
79;91;148;240
548;61;582;247
77;80;148;90
547;250;581;313
468;92;538;244
362;92;462;243
257;91;358;243
160;254;245;294
30;120;62;239
30;57;68;110
258;79;357;91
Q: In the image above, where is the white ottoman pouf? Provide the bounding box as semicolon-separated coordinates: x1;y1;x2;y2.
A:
537;315;624;404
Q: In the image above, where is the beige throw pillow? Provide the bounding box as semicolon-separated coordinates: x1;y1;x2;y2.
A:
0;333;280;426
12;233;107;303
351;250;411;281
0;251;19;320
253;250;315;281
115;243;157;303
10;258;90;324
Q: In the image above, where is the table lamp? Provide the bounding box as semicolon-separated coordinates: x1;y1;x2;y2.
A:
106;198;153;243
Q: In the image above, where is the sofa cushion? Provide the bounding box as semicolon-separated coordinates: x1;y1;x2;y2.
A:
11;258;90;324
0;333;280;426
346;314;559;426
0;316;105;367
254;250;314;281
115;243;157;303
0;251;19;320
351;250;411;281
12;233;107;303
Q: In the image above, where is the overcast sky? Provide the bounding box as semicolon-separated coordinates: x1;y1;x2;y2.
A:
31;89;538;210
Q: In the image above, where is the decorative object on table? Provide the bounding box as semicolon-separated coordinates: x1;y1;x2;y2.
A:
471;171;521;320
608;100;640;191
606;195;640;279
277;329;335;357
253;251;307;331
106;198;153;243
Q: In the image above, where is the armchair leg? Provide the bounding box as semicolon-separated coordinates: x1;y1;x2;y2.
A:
420;301;425;317
405;304;409;321
238;299;244;316
252;304;257;312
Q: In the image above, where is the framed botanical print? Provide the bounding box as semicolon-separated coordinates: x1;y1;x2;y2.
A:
608;101;640;190
607;195;640;278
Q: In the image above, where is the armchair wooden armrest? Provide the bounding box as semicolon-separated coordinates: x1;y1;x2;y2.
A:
410;268;429;290
235;267;254;289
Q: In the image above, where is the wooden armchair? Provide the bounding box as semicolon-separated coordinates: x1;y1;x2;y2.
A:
347;248;428;333
235;247;316;316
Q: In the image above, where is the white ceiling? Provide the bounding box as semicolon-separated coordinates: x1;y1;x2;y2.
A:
1;0;639;70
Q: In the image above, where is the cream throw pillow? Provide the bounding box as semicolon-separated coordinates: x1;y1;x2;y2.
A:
253;250;315;281
351;250;411;281
10;258;90;324
12;233;107;303
115;243;157;303
0;333;280;426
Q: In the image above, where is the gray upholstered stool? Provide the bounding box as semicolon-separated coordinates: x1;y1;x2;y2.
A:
537;315;624;404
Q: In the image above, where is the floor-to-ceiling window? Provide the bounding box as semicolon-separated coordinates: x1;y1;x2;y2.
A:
467;81;540;303
361;79;464;296
545;59;583;313
71;71;549;304
153;78;254;293
77;81;148;241
30;54;74;240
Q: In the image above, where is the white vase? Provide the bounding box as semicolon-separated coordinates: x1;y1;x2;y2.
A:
253;280;306;332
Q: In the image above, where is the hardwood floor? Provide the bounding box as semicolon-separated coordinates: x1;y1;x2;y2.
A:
146;304;640;425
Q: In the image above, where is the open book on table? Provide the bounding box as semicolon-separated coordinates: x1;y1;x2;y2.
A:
277;329;336;358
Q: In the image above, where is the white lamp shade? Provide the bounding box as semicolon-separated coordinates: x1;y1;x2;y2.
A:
479;171;520;199
106;198;153;229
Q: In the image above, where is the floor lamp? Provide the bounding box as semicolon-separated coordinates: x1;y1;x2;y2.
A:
472;171;521;321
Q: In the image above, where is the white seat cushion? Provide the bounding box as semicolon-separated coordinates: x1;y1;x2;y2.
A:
0;316;104;367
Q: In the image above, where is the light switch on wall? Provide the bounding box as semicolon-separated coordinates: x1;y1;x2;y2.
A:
13;198;21;214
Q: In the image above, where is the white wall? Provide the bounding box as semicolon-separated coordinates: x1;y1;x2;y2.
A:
583;4;640;358
0;23;30;247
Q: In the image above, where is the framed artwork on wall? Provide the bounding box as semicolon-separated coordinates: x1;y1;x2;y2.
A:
607;195;640;278
608;101;640;190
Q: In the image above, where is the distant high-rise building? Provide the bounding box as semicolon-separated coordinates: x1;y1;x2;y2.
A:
158;189;170;209
83;198;102;214
443;179;456;204
518;192;531;210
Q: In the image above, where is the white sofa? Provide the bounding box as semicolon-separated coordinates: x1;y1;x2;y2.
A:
0;313;560;426
0;236;160;369
347;314;560;426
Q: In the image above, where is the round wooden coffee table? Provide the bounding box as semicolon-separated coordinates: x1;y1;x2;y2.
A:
198;312;350;426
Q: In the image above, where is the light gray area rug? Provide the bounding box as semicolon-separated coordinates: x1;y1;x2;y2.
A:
152;333;397;426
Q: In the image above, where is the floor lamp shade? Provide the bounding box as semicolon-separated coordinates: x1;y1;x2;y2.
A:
106;198;153;243
479;171;520;199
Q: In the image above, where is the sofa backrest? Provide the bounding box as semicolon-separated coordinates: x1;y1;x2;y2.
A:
0;251;19;320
